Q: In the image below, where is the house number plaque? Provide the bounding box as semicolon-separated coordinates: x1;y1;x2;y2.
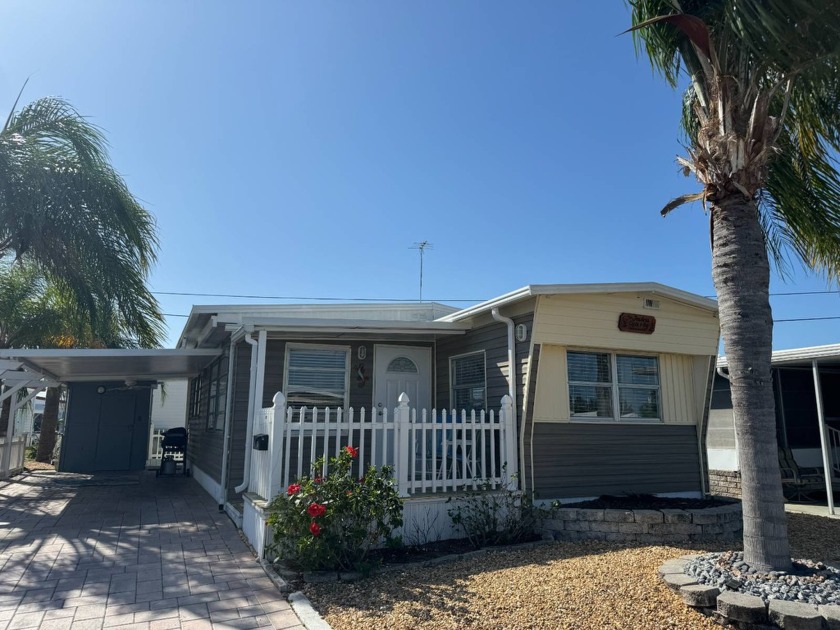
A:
618;312;656;334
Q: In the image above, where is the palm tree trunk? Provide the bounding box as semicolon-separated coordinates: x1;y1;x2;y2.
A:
36;387;60;464
0;396;10;437
711;195;791;572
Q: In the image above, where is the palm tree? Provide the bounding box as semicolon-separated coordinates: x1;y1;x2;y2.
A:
626;1;840;571
0;87;163;348
1;89;165;463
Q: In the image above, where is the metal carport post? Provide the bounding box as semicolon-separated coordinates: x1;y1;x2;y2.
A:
812;359;835;515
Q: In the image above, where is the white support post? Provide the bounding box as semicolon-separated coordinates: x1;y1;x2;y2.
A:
812;360;835;516
501;395;517;491
269;391;287;500
1;384;32;478
397;393;411;497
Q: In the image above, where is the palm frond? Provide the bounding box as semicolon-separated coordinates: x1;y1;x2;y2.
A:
0;95;164;347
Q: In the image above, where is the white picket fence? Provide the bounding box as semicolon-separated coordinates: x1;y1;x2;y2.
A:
0;435;26;480
248;392;517;501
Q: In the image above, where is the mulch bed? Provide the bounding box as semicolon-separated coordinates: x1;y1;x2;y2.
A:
562;494;734;511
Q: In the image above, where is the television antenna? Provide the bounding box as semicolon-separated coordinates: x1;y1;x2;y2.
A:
409;241;433;301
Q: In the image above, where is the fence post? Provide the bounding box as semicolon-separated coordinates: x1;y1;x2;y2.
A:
501;395;517;491
396;393;410;497
268;391;287;500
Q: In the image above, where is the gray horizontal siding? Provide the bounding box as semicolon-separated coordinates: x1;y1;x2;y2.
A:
532;423;701;499
435;312;534;419
226;341;253;499
187;347;230;484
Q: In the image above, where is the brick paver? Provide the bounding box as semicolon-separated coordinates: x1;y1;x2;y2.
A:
0;471;304;630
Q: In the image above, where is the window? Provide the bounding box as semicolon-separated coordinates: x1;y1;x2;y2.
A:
188;375;202;418
206;355;228;430
284;345;350;408
450;351;486;411
567;351;661;421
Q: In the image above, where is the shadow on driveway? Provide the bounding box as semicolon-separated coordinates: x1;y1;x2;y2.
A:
0;471;303;629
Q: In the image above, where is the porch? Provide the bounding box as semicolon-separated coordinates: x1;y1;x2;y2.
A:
241;391;518;557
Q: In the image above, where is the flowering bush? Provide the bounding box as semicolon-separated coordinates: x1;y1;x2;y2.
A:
266;445;403;571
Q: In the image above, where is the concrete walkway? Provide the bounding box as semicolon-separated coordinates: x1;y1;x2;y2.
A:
0;471;304;630
785;502;839;519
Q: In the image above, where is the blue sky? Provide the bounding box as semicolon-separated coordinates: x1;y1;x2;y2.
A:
0;1;837;350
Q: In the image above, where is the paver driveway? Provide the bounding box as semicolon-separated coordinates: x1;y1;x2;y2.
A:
0;471;304;630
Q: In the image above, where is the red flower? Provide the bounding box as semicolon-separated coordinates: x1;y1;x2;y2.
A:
287;484;301;496
307;503;326;518
313;476;323;484
309;522;321;536
345;445;359;458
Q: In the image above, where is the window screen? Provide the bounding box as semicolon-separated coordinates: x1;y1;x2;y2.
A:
285;347;349;408
451;352;486;411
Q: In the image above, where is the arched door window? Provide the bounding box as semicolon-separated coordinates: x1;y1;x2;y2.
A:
387;357;418;374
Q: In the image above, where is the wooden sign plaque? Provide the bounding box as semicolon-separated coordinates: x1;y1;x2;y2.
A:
618;312;656;335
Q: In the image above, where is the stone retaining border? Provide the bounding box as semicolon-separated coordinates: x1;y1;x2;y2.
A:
542;502;743;544
658;556;840;628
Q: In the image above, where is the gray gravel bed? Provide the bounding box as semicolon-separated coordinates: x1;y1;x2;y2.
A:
685;550;840;606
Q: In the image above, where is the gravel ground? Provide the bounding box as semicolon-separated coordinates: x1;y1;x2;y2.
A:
23;459;55;471
304;513;840;629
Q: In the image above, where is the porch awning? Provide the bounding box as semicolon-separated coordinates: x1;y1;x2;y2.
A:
0;349;221;383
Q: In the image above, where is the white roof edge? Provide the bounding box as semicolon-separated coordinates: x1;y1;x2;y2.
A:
238;317;469;332
0;349;221;358
187;302;457;315
439;282;718;322
718;342;840;367
436;286;534;322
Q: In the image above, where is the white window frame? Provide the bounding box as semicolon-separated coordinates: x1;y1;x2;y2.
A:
206;354;228;431
567;349;662;423
283;343;351;409
449;350;487;411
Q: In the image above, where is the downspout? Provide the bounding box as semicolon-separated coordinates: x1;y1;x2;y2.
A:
218;332;239;509
491;308;518;485
235;329;267;494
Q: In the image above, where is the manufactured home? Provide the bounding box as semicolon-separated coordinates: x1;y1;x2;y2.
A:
174;283;720;552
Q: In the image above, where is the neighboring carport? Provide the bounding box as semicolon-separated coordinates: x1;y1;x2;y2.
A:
0;349;219;475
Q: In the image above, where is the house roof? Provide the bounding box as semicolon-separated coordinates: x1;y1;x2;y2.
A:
437;282;719;322
178;302;459;348
717;343;840;368
0;349;221;383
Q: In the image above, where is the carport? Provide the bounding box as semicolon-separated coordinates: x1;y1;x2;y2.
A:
0;349;219;474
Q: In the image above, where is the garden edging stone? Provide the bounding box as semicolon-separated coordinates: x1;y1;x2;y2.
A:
659;557;840;629
544;502;742;544
768;599;822;630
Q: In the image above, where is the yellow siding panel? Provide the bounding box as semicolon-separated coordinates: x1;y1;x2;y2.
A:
533;345;570;422
532;293;719;356
533;344;713;427
660;354;696;424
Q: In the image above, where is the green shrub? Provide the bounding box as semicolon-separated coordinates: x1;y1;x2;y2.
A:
265;446;403;572
447;468;550;549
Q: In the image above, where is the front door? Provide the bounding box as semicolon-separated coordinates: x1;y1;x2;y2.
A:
373;345;432;416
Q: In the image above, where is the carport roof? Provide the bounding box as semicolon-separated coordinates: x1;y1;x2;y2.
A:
0;349;220;382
